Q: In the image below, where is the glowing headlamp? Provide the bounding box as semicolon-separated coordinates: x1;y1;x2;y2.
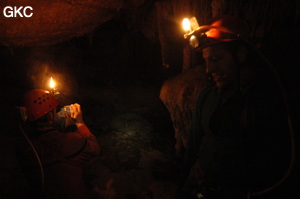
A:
49;77;60;95
49;77;56;90
182;17;199;38
182;18;191;32
182;17;240;50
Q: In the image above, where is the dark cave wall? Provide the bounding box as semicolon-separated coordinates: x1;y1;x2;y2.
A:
0;0;299;159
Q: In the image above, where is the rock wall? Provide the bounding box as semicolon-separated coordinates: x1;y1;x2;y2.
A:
159;66;209;156
0;0;145;46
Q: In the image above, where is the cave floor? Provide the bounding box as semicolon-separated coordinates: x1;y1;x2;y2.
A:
81;69;181;199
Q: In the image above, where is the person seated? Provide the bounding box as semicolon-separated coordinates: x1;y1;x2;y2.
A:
18;89;100;199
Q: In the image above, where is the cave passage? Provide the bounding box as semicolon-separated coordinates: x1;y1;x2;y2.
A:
0;25;182;198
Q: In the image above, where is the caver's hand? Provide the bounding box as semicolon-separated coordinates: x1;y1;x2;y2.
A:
70;103;84;127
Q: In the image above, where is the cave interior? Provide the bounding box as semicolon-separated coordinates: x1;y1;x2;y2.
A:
0;0;299;198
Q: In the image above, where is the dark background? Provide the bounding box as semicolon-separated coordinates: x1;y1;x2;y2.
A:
1;0;299;198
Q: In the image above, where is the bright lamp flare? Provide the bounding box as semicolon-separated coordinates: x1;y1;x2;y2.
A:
49;77;56;89
182;18;191;32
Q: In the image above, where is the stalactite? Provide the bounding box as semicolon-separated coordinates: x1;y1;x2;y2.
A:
154;1;173;68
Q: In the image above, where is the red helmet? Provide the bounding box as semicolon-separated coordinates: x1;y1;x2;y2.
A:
186;15;251;51
23;89;59;122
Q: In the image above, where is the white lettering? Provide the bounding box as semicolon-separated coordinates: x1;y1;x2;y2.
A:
14;6;24;17
3;6;14;18
3;6;33;18
23;6;33;18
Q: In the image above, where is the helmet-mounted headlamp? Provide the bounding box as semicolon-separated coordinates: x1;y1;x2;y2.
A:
183;16;246;51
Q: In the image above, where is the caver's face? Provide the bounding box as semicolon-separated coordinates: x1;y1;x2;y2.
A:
202;43;241;89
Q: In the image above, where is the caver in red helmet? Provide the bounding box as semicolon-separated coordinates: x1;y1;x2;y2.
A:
23;89;59;122
186;15;251;51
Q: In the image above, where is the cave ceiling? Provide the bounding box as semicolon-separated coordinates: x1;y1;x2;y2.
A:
0;0;299;48
0;0;146;47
